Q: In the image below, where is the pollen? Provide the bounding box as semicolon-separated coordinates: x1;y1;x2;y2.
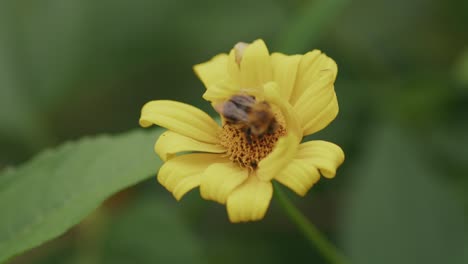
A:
220;124;287;170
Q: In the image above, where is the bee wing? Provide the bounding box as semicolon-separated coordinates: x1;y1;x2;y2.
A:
214;101;248;123
229;95;255;111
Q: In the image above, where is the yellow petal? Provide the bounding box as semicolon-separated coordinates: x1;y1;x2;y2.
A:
140;100;221;144
193;53;229;89
271;53;302;101
293;70;339;136
202;80;240;103
290;50;338;105
200;163;248;204
263;82;302;139
296;140;345;178
227;175;273;223
275;140;343;195
239;39;273;89
289;50;338;136
275;159;320;196
227;49;241;85
158;153;227;200
302;93;338;136
257;134;298;181
155;131;226;161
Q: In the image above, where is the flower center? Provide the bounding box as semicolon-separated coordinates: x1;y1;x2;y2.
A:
219;123;287;170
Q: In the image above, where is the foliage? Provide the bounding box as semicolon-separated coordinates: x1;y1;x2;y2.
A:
0;130;161;262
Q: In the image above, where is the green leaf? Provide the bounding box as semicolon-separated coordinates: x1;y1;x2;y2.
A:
340;124;467;264
0;129;162;262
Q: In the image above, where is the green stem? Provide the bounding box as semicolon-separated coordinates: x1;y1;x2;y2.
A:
273;182;348;264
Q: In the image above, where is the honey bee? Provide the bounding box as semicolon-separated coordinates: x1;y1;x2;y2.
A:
215;94;278;142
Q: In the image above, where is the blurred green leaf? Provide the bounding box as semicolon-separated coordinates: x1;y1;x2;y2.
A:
454;48;468;86
0;129;162;262
0;23;54;154
99;195;203;264
340;124;466;264
276;0;349;53
0;61;53;152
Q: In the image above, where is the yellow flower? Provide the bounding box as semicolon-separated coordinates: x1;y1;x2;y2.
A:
139;39;344;223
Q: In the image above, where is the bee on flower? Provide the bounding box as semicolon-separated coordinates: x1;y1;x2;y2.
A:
139;39;344;223
215;94;278;146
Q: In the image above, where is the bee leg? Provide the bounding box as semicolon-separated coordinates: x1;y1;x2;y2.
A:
258;134;264;140
250;161;257;169
245;128;253;144
267;122;278;134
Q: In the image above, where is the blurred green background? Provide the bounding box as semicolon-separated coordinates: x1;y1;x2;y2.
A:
1;0;467;263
